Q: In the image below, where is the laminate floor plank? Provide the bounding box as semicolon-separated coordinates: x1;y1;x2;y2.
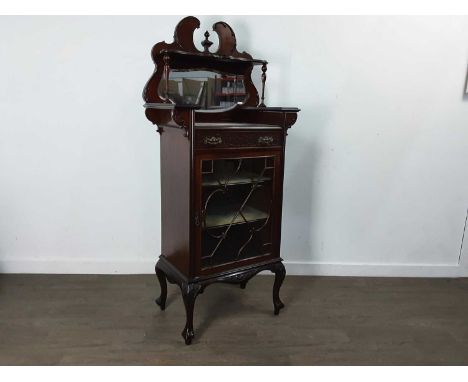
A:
1;274;468;365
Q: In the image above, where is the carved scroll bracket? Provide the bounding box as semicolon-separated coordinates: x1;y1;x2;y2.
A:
172;107;193;139
284;112;298;135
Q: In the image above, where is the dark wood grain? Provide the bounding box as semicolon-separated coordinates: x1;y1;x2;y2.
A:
143;16;299;344
2;274;468;365
159;124;191;277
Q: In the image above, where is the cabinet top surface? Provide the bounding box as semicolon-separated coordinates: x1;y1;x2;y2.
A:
143;103;300;113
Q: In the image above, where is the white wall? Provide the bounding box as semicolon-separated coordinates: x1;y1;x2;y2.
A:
1;16;468;276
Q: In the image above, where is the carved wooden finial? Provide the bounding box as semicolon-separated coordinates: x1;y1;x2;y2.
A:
201;30;213;53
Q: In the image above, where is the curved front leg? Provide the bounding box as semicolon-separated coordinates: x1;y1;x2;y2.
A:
272;262;286;315
155;262;167;310
180;282;202;345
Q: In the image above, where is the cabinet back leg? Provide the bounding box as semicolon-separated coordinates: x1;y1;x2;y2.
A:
155;263;167;310
272;262;286;315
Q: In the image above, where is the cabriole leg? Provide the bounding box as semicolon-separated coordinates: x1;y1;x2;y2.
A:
155;261;167;310
272;262;286;315
180;283;201;345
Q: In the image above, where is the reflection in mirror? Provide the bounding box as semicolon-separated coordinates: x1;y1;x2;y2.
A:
158;70;247;109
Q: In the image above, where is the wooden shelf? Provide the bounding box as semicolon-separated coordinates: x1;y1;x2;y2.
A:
204;204;269;229
215;76;246;81
159;49;267;66
215;92;247;97
202;171;271;187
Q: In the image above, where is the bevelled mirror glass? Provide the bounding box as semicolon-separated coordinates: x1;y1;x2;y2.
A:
158;70;247;109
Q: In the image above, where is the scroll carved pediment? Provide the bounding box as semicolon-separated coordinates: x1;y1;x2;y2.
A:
149;16;253;64
165;16;251;59
173;16;200;53
143;16;261;106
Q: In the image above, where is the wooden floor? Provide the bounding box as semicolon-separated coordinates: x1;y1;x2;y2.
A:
1;274;468;365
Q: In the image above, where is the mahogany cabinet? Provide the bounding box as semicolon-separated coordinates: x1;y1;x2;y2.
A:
143;16;299;345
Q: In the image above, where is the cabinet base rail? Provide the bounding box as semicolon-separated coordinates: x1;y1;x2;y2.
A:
154;256;286;345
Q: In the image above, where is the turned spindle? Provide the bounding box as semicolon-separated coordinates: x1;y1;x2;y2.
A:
259;62;267;107
163;52;170;103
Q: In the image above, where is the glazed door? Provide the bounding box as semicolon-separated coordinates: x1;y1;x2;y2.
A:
195;150;282;275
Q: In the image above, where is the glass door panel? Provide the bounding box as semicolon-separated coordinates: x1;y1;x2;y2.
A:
200;156;276;269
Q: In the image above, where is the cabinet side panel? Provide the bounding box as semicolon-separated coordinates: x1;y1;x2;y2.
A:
160;127;191;277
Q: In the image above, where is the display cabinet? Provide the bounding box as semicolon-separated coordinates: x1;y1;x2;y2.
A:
143;16;299;345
